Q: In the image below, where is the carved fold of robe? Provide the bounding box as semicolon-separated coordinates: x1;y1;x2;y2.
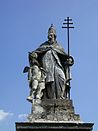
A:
33;41;68;99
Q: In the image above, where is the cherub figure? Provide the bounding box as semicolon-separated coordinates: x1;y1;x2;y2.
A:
23;52;46;102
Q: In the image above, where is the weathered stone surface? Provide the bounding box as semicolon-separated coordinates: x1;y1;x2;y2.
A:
21;24;94;131
24;24;74;102
28;99;81;122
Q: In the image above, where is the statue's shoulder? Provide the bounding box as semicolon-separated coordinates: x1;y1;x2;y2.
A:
55;42;64;50
54;42;68;56
39;41;49;47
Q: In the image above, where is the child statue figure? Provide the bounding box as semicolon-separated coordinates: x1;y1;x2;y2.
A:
23;52;46;102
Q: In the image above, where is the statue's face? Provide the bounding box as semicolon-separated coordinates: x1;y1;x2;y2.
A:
48;32;55;43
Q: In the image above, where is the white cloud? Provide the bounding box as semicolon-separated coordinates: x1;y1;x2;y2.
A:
18;114;27;120
0;110;13;121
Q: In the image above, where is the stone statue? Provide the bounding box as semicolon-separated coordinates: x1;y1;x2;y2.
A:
17;22;94;129
25;24;74;100
23;24;81;122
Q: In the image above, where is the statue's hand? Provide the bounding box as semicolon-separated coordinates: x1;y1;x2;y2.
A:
66;56;74;66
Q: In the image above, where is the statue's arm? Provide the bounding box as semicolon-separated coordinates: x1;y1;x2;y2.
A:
55;43;74;65
53;43;68;58
30;42;50;54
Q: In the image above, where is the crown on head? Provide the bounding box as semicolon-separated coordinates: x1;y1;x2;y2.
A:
48;24;56;37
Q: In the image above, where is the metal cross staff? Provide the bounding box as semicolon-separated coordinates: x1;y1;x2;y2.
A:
62;17;74;99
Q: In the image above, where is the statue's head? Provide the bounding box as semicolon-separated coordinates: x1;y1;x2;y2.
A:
29;52;38;63
48;24;57;42
30;52;38;59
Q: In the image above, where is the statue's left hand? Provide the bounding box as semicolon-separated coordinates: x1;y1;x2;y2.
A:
66;56;74;66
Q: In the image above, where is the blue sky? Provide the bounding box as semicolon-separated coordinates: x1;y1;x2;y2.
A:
0;0;98;130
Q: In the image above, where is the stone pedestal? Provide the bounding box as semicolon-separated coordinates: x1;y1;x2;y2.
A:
16;99;94;131
16;122;94;131
28;99;80;122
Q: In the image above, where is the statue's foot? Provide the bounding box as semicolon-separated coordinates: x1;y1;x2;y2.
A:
27;96;32;102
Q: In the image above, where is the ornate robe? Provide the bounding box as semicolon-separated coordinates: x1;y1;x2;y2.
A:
32;41;68;98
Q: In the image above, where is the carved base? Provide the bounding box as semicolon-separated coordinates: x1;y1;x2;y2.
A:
28;99;81;122
16;122;94;131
